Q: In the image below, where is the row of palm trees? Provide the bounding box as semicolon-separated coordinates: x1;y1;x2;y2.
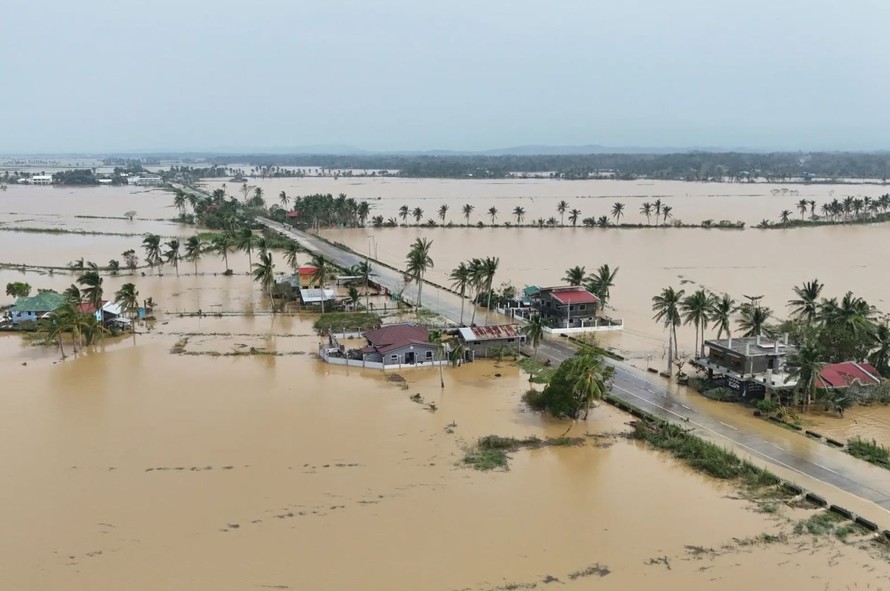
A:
448;257;500;325
141;229;302;276
386;200;675;228
772;194;890;227
561;265;619;308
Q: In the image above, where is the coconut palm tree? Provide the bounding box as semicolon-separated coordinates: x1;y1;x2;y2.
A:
738;303;772;336
405;238;433;310
661;205;673;226
709;293;736;339
354;260;372;310
587;264;619;309
652;287;685;376
569;208;581;227
640;202;653;225
142;234;163;273
868;322;890;375
482;256;499;310
398;205;409;225
252;251;276;310
596;216;609;228
236;227;256;269
408;207;422;224
429;329;446;388
212;232;236;273
523;313;547;360
462;203;474;225
573;350;610;419
279;191;290;209
513;206;526;224
184;236;205;274
114;282;139;320
788;279;823;324
653;198;663;225
172;190;187;215
785;338;824;407
557;200;569;226
681;289;710;357
797;198;809;220
164;238;182;277
488;206;498;224
563;266;586;286
77;270;104;321
438;204;448;224
310;254;331;314
779;210;792;226
283;242;301;274
449;262;471;325
611;202;625;223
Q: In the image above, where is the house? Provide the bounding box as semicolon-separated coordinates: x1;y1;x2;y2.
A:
699;335;796;398
298;265;320;288
531;286;600;329
132;175;163;186
76;300;124;323
458;324;526;360
299;288;336;305
817;362;882;390
502;285;538;312
8;291;66;324
360;324;439;366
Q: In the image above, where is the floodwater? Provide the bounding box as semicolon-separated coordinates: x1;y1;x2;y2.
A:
2;182;890;588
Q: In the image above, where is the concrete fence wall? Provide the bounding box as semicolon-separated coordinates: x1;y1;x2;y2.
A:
319;347;448;370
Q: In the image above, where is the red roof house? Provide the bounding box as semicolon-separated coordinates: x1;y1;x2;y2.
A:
817;362;882;389
361;324;438;365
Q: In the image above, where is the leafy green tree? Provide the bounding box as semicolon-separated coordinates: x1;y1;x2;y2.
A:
107;259;120;275
652;286;685;376
347;286;360;310
5;282;31;298
122;249;139;271
524;349;613;419
562;266;586;286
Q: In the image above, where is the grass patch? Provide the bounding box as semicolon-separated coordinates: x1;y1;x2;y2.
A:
462;434;584;471
517;356;557;383
630;420;780;488
794;510;846;536
313;312;382;335
846;437;890;469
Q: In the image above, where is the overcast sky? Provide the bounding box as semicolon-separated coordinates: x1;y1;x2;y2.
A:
2;0;889;154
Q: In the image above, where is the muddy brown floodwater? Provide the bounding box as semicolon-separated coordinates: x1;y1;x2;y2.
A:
2;182;890;589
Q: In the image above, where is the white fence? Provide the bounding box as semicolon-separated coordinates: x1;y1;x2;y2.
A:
319;347;448;370
544;322;624;335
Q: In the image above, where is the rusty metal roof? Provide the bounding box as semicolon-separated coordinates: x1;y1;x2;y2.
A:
459;324;524;342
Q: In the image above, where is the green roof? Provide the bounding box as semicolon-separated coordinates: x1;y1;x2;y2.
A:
523;285;541;297
10;291;66;313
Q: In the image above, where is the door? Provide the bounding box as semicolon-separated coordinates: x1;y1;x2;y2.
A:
404;351;415;365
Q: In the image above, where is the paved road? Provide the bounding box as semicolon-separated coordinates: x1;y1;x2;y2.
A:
259;217;890;524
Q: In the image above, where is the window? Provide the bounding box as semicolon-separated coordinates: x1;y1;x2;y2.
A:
578;304;586;311
425;351;433;359
390;354;399;362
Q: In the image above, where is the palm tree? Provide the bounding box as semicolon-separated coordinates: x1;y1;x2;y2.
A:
709;293;736;339
563;266;586;286
652;287;685;376
482;256;499;310
557;200;568;226
64;283;81;304
184;236;205;274
164;239;182;277
611;202;625;223
573;350;610;419
488;206;498;224
586;264;619;309
438;204;449;224
596;216;609;228
142;234;162;273
868;323;890;375
738;303;772;336
212;232;235;273
449;262;471;325
310;254;331;314
462;203;474;225
785;338;824;407
354;260;372;310
661;205;673;226
398;205;409;225
405;238;433;310
283;242;301;274
411;207;423;224
467;258;485;324
788;279;823;324
279;191;290;210
797;198;809;220
653;199;663;225
640;202;652;225
236;227;256;269
172;189;187;215
252;251;276;310
49;304;74;358
568;208;581;227
779;210;792;226
77;270;104;321
523;314;546;360
681;289;710;357
115;282;139;321
429;329;446;388
513;206;526;224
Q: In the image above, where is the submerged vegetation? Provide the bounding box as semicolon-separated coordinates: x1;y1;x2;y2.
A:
462;434;583;471
846;437;890;469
